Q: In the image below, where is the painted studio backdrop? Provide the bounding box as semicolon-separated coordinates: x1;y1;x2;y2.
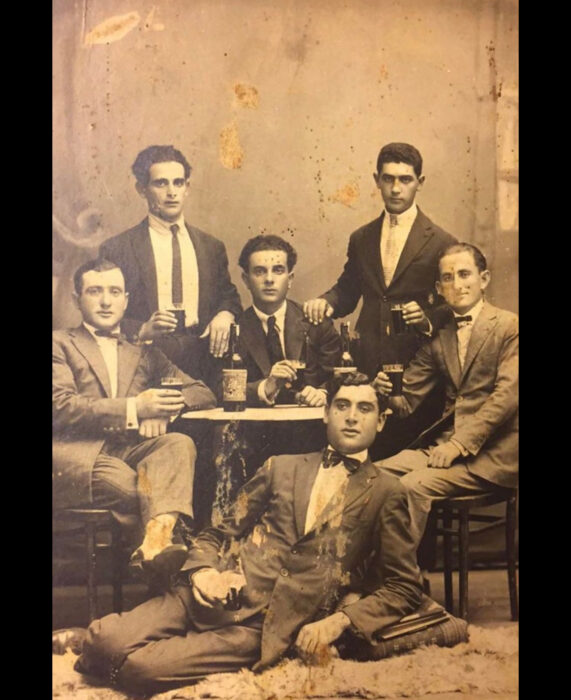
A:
53;0;518;331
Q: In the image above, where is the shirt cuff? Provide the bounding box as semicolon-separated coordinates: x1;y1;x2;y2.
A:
126;397;139;430
449;437;469;456
258;379;276;406
419;318;433;337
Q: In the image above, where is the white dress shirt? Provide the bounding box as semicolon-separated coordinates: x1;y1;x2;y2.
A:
148;213;199;326
83;323;138;429
304;447;368;534
380;203;418;287
454;298;484;369
253;301;287;404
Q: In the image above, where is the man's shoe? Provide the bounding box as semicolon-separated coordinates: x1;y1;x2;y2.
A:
149;544;189;577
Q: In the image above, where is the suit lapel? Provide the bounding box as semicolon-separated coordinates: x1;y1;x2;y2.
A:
293;452;323;539
69;326;113;397
132;219;159;313
389;208;434;288
459;302;497;383
283;301;309;360
241;307;272;377
116;340;143;398
186;223;206;327
438;322;462;389
362;216;387;293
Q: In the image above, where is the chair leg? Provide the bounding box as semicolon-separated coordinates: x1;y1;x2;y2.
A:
442;509;454;614
85;522;98;623
506;495;519;621
110;519;123;614
458;510;470;621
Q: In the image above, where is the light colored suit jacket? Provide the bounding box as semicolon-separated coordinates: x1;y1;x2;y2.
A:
402;301;518;488
179;452;423;670
52;325;216;508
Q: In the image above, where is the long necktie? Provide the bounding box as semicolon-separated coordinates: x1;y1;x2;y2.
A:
266;315;284;366
383;213;399;287
170;224;183;305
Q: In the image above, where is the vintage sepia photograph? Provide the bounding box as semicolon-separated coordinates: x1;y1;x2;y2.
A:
53;1;518;698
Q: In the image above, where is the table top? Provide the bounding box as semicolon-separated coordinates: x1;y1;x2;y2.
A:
180;405;325;421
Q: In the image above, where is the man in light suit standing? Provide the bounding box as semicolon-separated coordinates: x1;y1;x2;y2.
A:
304;143;458;458
373;243;518;545
53;258;217;574
100;145;242;383
76;373;423;694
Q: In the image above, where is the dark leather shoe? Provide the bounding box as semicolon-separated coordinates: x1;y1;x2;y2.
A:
149;544;189;577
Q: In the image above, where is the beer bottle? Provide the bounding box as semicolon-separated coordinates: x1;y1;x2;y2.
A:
222;324;247;412
291;331;309;391
340;322;355;367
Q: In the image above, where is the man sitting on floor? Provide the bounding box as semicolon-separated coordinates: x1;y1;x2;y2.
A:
53;258;216;575
76;372;423;694
373;242;518;546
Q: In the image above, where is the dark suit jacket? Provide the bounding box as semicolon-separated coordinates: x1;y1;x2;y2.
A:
237;300;341;405
52;325;216;509
322;208;457;378
401;302;518;488
179;452;423;670
100;219;242;333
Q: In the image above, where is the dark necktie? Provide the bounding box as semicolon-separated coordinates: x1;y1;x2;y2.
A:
94;329;121;339
266;315;284;365
455;315;473;328
171;224;183;305
322;448;361;474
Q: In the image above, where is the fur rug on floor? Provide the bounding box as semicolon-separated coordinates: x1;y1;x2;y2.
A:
52;624;518;699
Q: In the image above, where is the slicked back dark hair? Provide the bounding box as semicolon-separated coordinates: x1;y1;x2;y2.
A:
438;242;488;273
325;371;388;413
73;258;124;295
238;234;298;272
376;142;423;178
131;145;192;185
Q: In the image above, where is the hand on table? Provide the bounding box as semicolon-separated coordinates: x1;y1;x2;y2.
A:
427;441;461;468
303;298;334;325
200;311;235;358
296;385;327;407
139;310;178;341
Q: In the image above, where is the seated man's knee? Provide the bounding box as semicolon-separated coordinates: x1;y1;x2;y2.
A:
81;614;131;671
160;432;197;457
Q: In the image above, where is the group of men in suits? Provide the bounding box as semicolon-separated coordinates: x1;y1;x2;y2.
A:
53;140;518;692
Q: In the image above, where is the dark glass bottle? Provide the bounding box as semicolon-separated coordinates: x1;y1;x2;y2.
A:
340;322;356;368
222;324;246;412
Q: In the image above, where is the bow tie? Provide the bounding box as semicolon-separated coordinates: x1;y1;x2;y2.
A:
94;329;121;339
454;315;473;328
322;449;361;474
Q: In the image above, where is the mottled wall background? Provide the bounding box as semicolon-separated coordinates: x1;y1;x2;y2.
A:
53;0;518;329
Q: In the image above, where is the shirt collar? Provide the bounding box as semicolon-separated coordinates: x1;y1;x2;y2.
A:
383;202;417;227
148;212;186;237
453;297;484;324
324;445;369;464
82;321;121;340
252;300;287;328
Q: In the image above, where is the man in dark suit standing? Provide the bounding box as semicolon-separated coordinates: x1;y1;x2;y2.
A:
53;258;217;574
304;143;457;458
100;145;242;383
373;243;518;545
77;373;423;694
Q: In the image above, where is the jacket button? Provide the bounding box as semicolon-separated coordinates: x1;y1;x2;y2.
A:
291;549;298;555
382;295;388;302
280;567;289;577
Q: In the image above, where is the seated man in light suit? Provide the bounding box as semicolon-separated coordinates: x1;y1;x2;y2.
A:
100;144;242;384
76;373;423;694
373;243;518;546
53;258;217;575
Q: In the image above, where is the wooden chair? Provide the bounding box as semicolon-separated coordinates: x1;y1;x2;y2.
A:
432;489;518;621
53;508;124;622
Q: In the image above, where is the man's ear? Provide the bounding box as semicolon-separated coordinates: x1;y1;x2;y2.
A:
435;279;443;296
241;271;251;291
417;174;426;189
376;407;392;433
72;292;80;310
373;172;380;187
287;271;294;289
135;181;148;199
124;291;129;310
480;269;491;291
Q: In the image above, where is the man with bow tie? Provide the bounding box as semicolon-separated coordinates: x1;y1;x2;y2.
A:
76;372;423;694
303;143;457;459
373;243;519;545
53;258;217;575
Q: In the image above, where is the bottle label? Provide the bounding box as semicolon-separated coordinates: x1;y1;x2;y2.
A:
222;369;248;401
